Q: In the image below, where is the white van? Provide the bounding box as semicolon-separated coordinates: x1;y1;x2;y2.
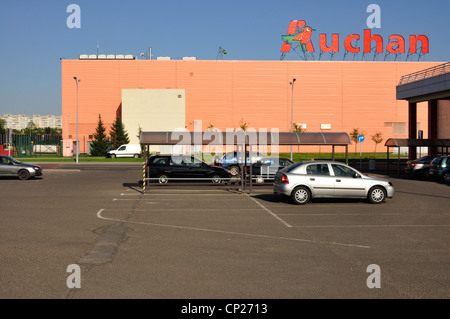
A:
107;144;142;158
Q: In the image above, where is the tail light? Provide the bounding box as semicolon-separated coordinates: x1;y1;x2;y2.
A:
281;174;289;184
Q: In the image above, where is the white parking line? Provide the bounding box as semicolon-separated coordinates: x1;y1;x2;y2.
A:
247;195;292;228
96;209;370;249
292;224;450;228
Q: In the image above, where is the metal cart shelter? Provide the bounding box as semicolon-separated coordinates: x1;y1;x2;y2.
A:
139;131;352;194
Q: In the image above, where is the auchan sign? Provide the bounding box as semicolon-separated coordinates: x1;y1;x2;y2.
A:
281;20;429;55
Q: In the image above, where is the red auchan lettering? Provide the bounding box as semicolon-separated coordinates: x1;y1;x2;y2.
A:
281;20;429;54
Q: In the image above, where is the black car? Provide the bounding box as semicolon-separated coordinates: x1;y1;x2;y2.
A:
146;155;232;184
428;155;450;183
404;155;437;179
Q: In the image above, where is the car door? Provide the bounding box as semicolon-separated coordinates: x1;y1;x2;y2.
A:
331;164;366;197
185;156;209;180
305;163;335;197
150;156;171;177
170;156;190;180
0;156;18;176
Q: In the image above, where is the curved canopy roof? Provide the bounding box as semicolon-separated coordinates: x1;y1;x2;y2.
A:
139;131;352;146
385;138;450;147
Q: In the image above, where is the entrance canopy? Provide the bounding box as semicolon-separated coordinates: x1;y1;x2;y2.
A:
139;131;352;146
385;138;450;175
385;138;450;149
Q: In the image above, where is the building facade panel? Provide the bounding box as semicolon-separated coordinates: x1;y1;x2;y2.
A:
62;59;443;155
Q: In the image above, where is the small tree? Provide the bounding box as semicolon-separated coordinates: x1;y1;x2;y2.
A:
349;128;363;159
206;123;218;132
0;118;6;134
371;131;383;155
237;119;249;132
90;114;109;156
109;116;130;149
293;123;305;153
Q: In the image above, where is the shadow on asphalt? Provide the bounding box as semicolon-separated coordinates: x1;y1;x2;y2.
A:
250;193;370;205
122;182;145;194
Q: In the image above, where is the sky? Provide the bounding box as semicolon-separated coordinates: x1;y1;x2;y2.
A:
0;0;449;116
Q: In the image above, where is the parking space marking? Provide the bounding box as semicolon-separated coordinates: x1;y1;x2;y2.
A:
291;224;450;228
247;195;292;228
96;209;371;249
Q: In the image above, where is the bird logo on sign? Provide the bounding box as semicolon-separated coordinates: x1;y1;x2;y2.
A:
282;25;316;52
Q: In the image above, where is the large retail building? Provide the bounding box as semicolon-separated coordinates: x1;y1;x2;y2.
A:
61;57;449;157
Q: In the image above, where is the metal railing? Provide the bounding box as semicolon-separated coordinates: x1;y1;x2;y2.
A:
398;62;450;86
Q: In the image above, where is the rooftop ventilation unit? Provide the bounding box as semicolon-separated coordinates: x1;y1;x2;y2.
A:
78;54;136;60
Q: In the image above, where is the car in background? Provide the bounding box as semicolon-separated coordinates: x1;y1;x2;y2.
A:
252;157;294;182
428;155;450;183
274;160;394;205
107;144;141;158
0;155;43;180
404;155;437;179
146;154;232;184
217;151;267;175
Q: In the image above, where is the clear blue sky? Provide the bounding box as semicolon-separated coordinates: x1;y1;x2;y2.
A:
0;0;448;116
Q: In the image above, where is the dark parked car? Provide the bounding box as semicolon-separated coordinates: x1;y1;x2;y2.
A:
428;155;450;183
252;157;294;182
217;151;267;175
0;155;43;180
404;155;437;178
146;154;232;184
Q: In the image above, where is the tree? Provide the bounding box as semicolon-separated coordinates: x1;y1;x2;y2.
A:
235;119;249;132
349;128;364;158
109;116;129;149
24;121;38;135
90;114;109;156
371;131;383;154
0;118;6;134
293;123;305;153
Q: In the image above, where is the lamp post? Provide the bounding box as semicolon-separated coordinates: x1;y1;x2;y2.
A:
290;78;296;161
73;76;80;163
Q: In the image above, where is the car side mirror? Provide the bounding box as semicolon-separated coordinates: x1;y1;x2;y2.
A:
354;173;361;178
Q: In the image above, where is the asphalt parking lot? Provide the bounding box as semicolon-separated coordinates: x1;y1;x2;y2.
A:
0;162;449;300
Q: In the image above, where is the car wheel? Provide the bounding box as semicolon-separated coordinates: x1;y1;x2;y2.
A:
443;172;450;183
291;186;310;205
423;170;430;179
228;166;240;176
18;170;31;180
211;175;222;184
133;154;139;158
110;154;116;158
368;186;386;204
157;174;169;184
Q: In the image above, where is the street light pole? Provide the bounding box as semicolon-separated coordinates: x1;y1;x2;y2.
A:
290;78;296;161
73;77;80;163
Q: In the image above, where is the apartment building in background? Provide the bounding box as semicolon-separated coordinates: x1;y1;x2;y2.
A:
0;114;62;130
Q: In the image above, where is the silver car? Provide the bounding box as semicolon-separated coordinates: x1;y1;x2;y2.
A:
0;155;43;180
273;161;394;204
